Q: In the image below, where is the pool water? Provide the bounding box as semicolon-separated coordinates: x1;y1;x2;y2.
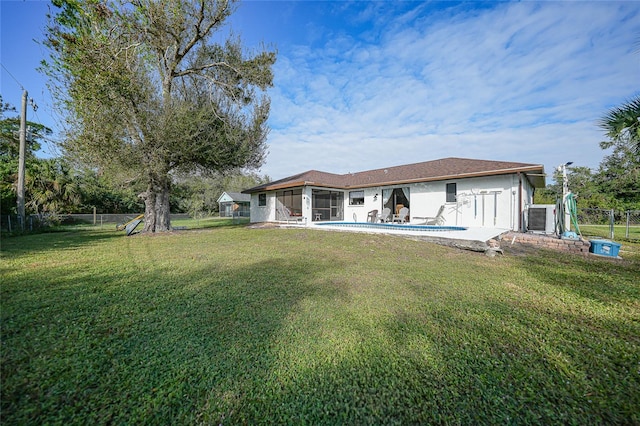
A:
315;222;467;232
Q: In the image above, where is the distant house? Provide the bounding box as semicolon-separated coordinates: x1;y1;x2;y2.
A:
242;157;546;231
217;192;251;217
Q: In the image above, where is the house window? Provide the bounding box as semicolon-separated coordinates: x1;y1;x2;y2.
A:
446;183;457;203
349;190;364;205
258;193;266;207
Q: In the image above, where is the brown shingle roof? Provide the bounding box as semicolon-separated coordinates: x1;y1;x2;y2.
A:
243;157;545;193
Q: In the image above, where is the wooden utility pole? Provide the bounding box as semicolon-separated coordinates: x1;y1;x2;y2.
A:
17;90;27;230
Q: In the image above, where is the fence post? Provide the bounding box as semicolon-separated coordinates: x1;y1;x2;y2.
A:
610;209;615;240
626;210;630;239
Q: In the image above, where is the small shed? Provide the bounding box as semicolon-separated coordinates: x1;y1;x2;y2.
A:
217;192;251;217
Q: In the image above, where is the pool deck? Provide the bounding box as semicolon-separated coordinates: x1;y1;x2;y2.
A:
306;222;510;252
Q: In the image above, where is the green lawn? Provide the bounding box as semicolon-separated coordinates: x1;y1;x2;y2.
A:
580;224;640;241
1;225;639;424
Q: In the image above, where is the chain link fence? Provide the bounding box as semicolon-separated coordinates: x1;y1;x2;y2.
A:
577;208;640;241
1;214;48;233
1;213;191;235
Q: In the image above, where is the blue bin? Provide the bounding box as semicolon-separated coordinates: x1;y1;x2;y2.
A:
589;239;621;257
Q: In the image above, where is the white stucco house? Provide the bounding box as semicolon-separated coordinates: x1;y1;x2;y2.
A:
242;157;546;232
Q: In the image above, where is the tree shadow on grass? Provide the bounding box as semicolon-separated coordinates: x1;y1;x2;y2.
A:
246;267;640;425
5;230;639;424
0;228;124;257
1;253;350;425
506;247;640;306
301;285;638;424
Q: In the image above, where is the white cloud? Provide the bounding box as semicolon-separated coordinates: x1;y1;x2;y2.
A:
256;1;639;181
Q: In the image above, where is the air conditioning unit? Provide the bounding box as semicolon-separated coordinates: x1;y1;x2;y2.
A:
527;204;556;234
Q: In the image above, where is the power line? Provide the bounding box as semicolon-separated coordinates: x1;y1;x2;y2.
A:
2;63;59;155
2;62;58;158
1;62;40;114
1;62;25;91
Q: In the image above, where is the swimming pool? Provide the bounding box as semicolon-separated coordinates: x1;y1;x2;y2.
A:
315;222;467;232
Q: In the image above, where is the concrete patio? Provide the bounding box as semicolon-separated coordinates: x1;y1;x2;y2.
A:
309;222;510;252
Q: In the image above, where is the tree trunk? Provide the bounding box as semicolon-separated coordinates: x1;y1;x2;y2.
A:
142;174;172;233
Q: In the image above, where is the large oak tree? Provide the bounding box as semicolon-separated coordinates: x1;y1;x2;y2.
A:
44;0;275;232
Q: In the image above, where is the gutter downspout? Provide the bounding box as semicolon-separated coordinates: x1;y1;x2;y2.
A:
518;172;523;232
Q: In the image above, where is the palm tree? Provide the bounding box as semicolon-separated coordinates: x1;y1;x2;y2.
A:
596;95;640;207
26;159;80;217
599;95;640;156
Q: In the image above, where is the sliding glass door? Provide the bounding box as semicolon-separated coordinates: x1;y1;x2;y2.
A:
382;187;410;216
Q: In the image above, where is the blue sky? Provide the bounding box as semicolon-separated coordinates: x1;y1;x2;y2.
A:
2;1;639;182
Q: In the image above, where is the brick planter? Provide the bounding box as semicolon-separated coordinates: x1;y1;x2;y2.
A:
501;232;591;255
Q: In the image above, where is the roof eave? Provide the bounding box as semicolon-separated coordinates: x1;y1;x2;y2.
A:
345;166;546;189
243;180;348;193
243;164;546;193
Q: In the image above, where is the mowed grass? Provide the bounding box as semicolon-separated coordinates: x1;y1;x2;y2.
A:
580;224;640;242
1;225;639;424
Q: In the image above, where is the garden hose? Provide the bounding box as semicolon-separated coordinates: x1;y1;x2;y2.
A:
565;192;581;236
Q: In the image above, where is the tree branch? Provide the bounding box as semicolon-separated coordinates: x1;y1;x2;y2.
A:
173;60;239;77
174;1;229;67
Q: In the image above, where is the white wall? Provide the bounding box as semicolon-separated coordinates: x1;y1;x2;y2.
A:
217;192;233;203
249;193;276;223
439;175;516;229
250;173;534;230
343;174;528;230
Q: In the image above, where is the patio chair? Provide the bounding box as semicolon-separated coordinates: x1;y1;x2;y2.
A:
393;207;409;224
424;205;446;225
377;208;392;223
279;206;304;224
367;209;378;223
